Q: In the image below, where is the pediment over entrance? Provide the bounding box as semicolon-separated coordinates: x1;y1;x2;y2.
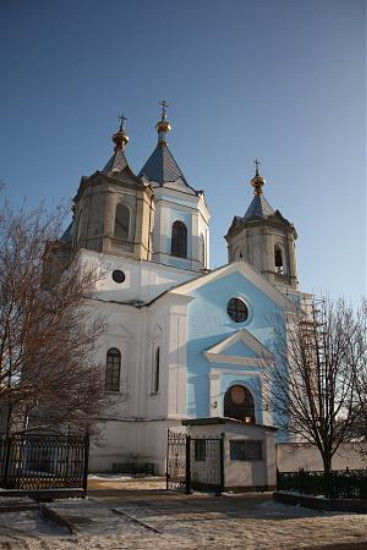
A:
204;329;272;367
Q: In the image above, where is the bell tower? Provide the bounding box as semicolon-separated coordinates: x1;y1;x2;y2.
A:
138;102;210;272
72;117;153;260
225;162;298;291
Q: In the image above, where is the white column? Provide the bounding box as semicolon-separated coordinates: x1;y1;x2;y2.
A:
209;372;221;416
168;304;188;417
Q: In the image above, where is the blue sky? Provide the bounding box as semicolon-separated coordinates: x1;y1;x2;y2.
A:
0;0;365;303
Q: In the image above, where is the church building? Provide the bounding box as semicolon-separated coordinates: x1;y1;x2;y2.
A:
60;105;308;473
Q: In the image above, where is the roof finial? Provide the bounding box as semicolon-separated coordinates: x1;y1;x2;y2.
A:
160;100;168;120
156;100;171;144
112;113;129;151
254;158;261;176
118;113;127;132
250;159;266;196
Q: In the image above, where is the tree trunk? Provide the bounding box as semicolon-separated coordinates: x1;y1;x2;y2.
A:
321;451;333;498
322;453;332;475
5;403;12;438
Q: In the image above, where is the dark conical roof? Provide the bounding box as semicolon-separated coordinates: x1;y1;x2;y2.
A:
138;142;188;185
243;194;274;220
102;149;129;174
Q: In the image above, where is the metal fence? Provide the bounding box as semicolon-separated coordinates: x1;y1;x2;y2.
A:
277;469;367;499
166;430;224;495
166;431;188;493
0;432;89;491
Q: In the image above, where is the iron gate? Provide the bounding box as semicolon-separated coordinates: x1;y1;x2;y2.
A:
166;430;224;495
0;432;89;491
166;431;188;492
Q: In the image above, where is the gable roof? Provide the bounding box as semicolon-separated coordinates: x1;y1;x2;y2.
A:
168;260;299;312
204;329;273;367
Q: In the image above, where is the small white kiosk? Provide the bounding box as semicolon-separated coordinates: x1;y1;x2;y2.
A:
182;417;277;492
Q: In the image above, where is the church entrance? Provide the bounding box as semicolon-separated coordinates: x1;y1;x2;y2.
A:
224;384;255;423
166;430;224;495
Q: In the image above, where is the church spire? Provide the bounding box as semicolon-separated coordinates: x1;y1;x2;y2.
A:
244;161;273;219
225;162;299;290
250;159;266;196
139;102;190;186
103;115;130;175
155;100;171;145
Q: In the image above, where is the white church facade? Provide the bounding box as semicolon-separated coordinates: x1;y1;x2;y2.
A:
58;107;309;473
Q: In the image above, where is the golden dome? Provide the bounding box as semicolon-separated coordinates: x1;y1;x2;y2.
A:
155;119;171;134
156;100;171;143
250;160;266;196
112;115;129;151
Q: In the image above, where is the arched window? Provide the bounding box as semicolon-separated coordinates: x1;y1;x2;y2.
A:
171;221;187;258
114;204;130;240
105;348;121;392
274;245;284;274
224;384;255;423
153;346;160;393
233;248;243;261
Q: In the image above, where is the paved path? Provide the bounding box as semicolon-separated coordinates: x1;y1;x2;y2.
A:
0;478;365;549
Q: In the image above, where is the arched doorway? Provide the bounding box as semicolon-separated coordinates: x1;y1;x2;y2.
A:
223;384;255;424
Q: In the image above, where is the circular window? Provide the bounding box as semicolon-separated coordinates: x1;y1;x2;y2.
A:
227;297;248;323
112;270;126;284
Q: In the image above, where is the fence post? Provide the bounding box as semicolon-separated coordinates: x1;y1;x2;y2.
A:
217;433;225;496
185;434;191;494
2;437;12;489
299;468;304;494
166;429;170;491
82;432;90;496
326;472;334;499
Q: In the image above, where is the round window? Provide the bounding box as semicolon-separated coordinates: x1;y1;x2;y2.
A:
227;297;248;323
112;270;126;284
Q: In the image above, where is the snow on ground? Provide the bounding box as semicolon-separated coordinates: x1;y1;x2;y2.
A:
0;494;365;550
88;473;134;480
0;495;36;508
88;473;162;481
0;509;70;547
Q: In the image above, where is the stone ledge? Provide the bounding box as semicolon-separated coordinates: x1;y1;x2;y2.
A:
0;488;85;502
225;485;276;493
273;491;367;513
40;504;76;534
0;495;39;513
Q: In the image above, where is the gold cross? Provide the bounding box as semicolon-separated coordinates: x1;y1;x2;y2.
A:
254;158;261;174
118;114;127;131
159;100;169;119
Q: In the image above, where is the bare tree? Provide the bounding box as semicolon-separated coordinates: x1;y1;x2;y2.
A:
350;299;367;440
0;201;107;436
268;297;367;474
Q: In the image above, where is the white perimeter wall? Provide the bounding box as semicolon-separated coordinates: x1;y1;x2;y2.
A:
277;443;367;472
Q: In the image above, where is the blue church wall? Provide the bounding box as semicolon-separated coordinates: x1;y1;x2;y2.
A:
268;343;291;442
186;270;283;420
